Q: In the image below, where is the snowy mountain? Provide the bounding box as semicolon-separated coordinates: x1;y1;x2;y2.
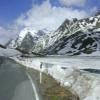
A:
9;12;100;56
9;27;50;54
44;13;100;55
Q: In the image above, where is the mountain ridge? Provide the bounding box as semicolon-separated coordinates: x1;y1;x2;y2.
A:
8;12;100;56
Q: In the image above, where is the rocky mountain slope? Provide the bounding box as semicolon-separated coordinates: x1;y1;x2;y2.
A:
44;13;100;55
9;27;50;54
9;12;100;56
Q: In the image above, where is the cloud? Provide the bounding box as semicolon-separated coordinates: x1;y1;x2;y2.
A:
0;27;10;37
0;26;17;45
15;0;88;31
0;27;11;44
59;0;86;7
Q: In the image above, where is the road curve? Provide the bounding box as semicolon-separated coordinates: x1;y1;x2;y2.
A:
0;56;40;100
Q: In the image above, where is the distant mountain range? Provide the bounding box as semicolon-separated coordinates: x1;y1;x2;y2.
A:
8;12;100;56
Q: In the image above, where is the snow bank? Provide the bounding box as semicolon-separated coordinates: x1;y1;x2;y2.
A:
80;51;100;56
0;48;21;57
12;57;100;100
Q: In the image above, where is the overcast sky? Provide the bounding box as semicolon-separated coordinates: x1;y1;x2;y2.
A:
0;0;100;44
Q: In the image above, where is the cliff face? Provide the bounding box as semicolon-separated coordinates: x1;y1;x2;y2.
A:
44;14;100;55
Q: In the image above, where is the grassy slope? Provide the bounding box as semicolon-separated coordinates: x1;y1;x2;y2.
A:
27;68;79;100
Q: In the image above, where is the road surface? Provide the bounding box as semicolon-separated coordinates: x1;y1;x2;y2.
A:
0;57;40;100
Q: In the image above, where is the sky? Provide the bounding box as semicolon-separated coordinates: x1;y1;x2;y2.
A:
0;0;100;44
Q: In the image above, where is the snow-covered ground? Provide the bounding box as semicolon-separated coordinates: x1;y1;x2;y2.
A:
80;51;100;56
0;47;100;100
0;48;21;57
13;56;100;69
12;56;100;100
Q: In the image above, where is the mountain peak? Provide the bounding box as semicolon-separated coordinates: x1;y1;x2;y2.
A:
16;27;37;46
8;12;100;56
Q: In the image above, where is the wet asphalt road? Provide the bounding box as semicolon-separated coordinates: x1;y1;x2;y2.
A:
0;57;36;100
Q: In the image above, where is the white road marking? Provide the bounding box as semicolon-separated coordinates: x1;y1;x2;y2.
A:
26;72;40;100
